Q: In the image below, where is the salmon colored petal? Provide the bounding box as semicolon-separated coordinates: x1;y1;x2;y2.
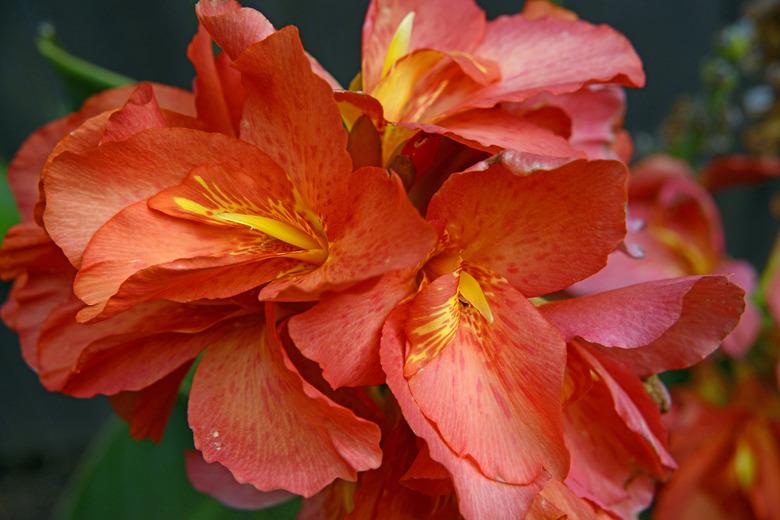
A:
110;361;193;442
427;157;627;296
288;271;416;388
541;276;745;376
43;128;258;267
403;272;568;485
564;346;672;517
99;84;170;145
74;200;285;318
527;480;603;520
188;313;382;497
234;28;352;213
361;0;486;91
381;304;544;519
260;167;435;300
519;85;628;160
407;108;582;158
185;450;295;510
464;15;644;110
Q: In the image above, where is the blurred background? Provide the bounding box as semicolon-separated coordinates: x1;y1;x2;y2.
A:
1;0;775;518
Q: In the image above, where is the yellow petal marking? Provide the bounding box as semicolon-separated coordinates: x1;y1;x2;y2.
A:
458;271;494;324
381;12;415;80
215;213;321;251
733;439;756;489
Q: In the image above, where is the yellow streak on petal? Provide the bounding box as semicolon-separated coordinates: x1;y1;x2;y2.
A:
215;212;321;251
404;282;461;377
381;12;415;80
458;271;494;324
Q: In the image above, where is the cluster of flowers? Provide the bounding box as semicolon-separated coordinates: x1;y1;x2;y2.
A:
2;0;765;518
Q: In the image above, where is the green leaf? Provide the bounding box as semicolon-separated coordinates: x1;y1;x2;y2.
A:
37;24;134;109
55;402;301;520
0;161;20;236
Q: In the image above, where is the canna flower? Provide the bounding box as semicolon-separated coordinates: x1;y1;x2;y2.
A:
5;24;438;496
348;0;644;163
377;153;745;517
573;155;762;357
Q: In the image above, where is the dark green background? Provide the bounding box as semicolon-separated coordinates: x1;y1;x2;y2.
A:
1;1;772;519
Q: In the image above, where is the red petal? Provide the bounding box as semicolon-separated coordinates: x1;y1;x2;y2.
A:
541;276;745;376
288;271;416;388
361;0;486;91
381;304;544;518
403;272;568;484
185;450;295;510
188;312;382;497
43;128;258;267
427;157;627;296
464;14;644;109
110;361;192;442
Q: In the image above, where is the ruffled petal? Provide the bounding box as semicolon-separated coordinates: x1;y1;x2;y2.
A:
188;311;382;497
43;128;260;267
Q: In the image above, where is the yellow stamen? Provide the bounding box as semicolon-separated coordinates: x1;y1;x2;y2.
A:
458;271;494;324
215;212;321;251
381;12;415;79
733;440;756;489
651;227;712;274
